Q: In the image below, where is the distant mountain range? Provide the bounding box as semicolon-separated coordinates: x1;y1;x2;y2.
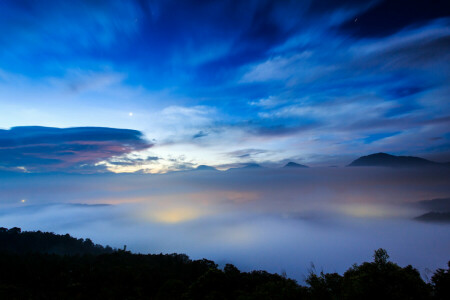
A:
196;153;446;171
2;153;448;175
226;163;263;171
227;162;309;171
348;153;449;168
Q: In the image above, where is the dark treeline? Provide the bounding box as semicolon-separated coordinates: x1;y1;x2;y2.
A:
0;228;448;299
0;227;114;255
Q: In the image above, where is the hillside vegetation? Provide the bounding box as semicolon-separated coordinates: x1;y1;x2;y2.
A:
0;227;448;299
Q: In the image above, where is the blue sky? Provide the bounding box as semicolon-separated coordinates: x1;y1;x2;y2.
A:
0;0;449;173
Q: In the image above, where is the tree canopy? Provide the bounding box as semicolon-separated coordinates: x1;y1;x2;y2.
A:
0;227;448;299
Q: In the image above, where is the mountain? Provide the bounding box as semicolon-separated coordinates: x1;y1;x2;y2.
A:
227;163;263;171
283;162;309;168
412;197;450;223
348;153;445;168
195;165;218;171
414;212;450;223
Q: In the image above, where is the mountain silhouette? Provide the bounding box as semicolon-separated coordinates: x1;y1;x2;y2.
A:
283;162;309;168
227;163;263;171
414;212;450;223
348;153;444;167
195;165;218;171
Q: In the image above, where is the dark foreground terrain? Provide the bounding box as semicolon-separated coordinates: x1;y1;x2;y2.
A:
0;227;448;299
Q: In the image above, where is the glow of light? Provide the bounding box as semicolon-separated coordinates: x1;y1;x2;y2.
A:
21;199;26;203
149;207;202;224
129;112;133;116
339;204;396;218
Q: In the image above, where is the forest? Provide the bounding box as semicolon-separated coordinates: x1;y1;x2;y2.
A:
0;227;448;299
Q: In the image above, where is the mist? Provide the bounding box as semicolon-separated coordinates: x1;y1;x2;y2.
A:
0;167;449;281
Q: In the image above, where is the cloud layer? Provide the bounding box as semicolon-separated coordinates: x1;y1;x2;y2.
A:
1;167;449;281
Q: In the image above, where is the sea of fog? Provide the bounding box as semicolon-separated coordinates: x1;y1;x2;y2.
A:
0;167;449;282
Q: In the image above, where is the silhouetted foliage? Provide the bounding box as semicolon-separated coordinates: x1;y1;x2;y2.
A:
0;228;448;299
306;248;436;300
0;227;114;255
431;262;450;300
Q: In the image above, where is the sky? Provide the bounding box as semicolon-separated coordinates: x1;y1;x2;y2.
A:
0;0;449;173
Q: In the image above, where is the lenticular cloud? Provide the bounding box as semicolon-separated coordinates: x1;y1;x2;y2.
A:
0;126;152;172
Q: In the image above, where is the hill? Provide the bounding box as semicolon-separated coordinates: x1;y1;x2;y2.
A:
194;165;218;171
0;228;448;299
0;227;114;255
414;212;450;223
348;153;445;167
227;163;263;171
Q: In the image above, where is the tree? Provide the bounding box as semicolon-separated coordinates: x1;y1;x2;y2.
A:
431;262;450;300
373;248;389;265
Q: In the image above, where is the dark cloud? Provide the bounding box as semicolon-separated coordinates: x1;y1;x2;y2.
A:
236;120;320;138
0;126;152;172
384;85;426;100
339;0;450;37
192;131;208;139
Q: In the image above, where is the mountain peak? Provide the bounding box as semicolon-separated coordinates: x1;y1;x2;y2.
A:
195;165;217;171
283;162;309;168
348;153;439;167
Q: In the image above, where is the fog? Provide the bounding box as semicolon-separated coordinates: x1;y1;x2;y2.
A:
0;167;449;281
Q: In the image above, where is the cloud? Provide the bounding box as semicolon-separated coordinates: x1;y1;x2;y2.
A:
0;126;152;172
50;70;126;95
192;131;208;139
107;155;159;166
240;52;312;83
227;149;270;159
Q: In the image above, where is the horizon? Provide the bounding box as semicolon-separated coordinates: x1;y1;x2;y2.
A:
0;149;449;174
